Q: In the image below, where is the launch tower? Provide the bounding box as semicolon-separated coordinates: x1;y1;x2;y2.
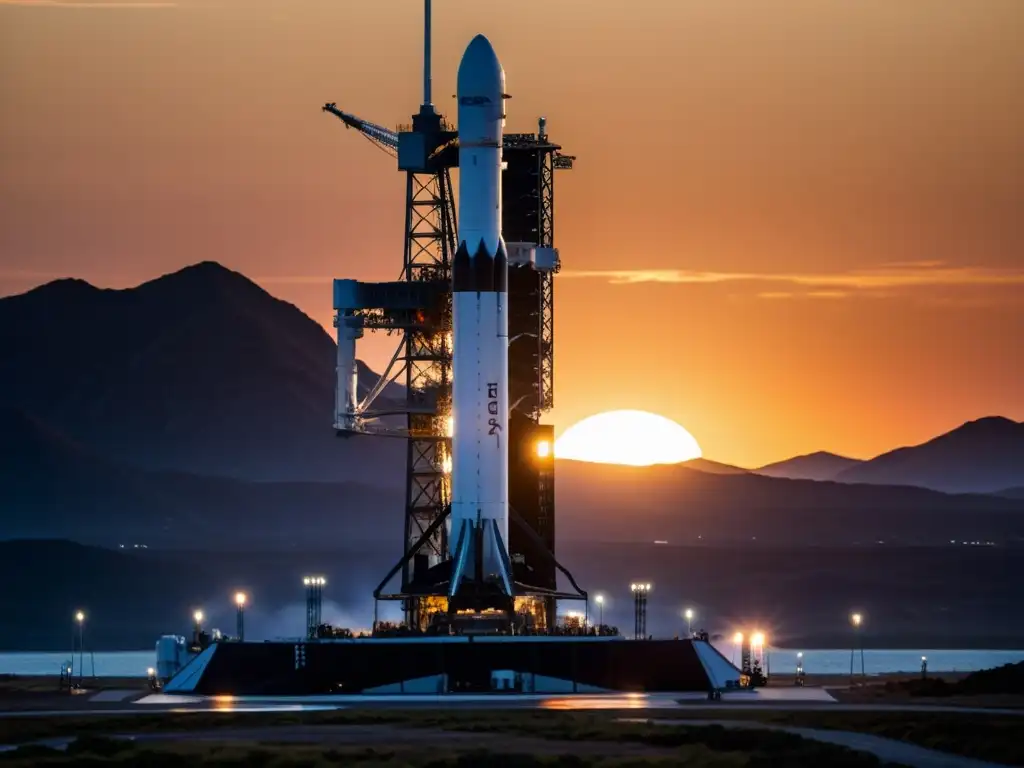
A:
325;2;581;632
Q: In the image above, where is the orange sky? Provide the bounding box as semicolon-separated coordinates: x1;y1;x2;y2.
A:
1;0;1022;467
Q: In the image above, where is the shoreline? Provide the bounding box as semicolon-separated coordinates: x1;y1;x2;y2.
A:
3;641;1024;654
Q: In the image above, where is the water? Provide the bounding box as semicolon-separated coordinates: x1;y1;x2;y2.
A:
0;651;155;678
710;645;1024;675
1;648;1022;678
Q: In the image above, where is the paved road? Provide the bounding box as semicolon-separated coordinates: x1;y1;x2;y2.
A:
1;695;1023;717
630;719;1009;768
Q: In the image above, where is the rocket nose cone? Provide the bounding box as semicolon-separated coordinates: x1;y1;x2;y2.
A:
457;34;504;99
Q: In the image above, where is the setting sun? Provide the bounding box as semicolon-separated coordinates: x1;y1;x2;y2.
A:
554;410;702;466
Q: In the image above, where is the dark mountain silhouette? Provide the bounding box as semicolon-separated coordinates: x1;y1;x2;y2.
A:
681;458;749;475
996;487;1024;500
0;406;401;549
835;417;1024;494
554;459;1024;545
5;263;1024;551
755;451;863;481
0;262;403;484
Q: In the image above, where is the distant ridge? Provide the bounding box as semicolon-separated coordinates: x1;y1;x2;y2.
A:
0;406;397;548
554;459;1024;545
836;417;1024;494
0;261;403;484
681;457;749;475
756;451;863;482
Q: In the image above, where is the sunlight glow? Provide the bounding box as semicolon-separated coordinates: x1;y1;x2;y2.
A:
554;410;702;466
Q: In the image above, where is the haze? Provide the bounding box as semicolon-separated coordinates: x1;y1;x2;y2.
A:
1;0;1022;468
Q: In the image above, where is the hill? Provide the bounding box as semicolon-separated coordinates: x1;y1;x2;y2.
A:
835;417;1024;494
997;487;1024;499
554;459;1024;545
681;458;749;475
0;262;403;484
0;407;400;549
755;451;863;481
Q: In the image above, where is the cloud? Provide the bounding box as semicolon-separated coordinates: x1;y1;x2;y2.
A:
560;262;1024;298
0;0;176;7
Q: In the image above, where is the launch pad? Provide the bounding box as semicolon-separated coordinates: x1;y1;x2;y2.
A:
164;637;740;696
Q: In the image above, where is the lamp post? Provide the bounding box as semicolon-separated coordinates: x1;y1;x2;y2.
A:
921;655;928;680
684;608;694;636
595;594;604;629
850;612;864;680
74;611;85;685
630;583;651;640
235;592;247;642
304;576;325;639
732;631;743;666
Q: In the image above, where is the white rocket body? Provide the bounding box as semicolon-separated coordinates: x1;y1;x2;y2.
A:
449;34;512;597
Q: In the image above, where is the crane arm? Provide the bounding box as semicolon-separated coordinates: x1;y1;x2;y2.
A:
322;103;399;157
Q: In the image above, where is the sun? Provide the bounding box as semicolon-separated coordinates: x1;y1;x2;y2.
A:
554;410;702;466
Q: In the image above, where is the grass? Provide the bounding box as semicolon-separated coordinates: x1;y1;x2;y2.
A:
647;710;1024;766
0;729;899;767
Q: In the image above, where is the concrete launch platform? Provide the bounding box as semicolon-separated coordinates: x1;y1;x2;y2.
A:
163;637;741;696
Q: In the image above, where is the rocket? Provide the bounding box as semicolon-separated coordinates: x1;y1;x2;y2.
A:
448;34;514;602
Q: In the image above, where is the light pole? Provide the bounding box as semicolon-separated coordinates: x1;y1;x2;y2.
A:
193;609;204;647
630;583;651;639
684;608;694;636
595;594;604;629
235;592;247;641
732;631;743;666
304;576;326;639
850;612;864;680
74;611;85;685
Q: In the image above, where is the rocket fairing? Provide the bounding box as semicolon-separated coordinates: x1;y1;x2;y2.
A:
449;34;513;599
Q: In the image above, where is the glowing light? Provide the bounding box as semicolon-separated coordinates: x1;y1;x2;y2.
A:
147;667;155;676
751;631;765;646
554;410;702;466
536;439;551;458
193;610;204;624
733;632;743;644
851;612;863;628
74;611;85;623
446;416;454;437
234;592;247;607
684;608;694;620
441;455;453;474
595;594;604;605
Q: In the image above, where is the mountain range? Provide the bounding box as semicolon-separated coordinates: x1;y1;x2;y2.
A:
756;418;1024;494
0;262;403;486
1;262;1022;549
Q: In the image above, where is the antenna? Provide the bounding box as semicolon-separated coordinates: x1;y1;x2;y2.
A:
423;0;432;107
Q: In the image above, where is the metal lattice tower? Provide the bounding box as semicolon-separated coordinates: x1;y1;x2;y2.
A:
400;168;456;628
